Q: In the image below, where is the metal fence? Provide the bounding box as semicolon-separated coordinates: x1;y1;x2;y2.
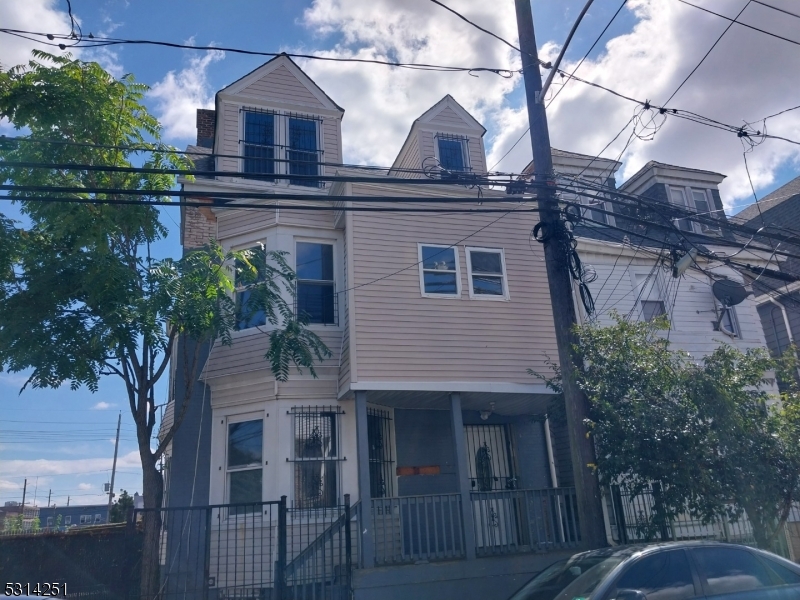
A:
471;487;580;556
607;484;793;558
370;494;465;565
284;497;356;600
133;496;353;600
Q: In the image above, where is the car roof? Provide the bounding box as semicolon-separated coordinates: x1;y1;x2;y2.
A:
571;540;762;562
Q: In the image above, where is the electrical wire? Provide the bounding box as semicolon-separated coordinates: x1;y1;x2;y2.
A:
752;0;800;19
0;28;519;77
676;0;800;47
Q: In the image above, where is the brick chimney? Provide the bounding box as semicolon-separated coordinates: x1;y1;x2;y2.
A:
196;108;216;148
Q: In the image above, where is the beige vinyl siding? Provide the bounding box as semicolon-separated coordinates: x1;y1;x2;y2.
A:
428;106;468;127
217;208;277;239
322;120;340;175
239;65;325;107
348;185;558;383
466;136;486;174
338;226;351;391
419;131;436;164
278;201;336;229
394;132;423;178
204;328;342;380
220;102;240;173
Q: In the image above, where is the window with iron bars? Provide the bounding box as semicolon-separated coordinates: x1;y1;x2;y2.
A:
367;407;395;498
241;108;324;188
435;133;471;177
290;406;344;509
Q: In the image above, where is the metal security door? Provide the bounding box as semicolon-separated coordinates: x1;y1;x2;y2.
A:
464;425;522;551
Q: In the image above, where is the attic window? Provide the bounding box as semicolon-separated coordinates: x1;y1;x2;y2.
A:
435;134;470;175
241;108;324;187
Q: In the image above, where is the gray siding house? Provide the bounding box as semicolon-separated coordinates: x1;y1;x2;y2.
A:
164;55;578;600
733;175;800;366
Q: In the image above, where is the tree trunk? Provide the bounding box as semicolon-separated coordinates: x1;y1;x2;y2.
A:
139;443;164;600
742;499;775;550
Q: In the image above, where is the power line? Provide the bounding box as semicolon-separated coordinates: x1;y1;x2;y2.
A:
489;0;630;172
663;0;752;107
0;29;519;77
752;0;800;20
676;0;800;47
427;0;522;57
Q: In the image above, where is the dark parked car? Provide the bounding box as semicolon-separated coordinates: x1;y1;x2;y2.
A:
509;541;800;599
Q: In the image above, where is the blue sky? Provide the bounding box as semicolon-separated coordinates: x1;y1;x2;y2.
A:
1;0;798;507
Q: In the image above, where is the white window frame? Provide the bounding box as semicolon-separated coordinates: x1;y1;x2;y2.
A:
64;516;71;525
631;270;670;327
239;108;325;186
465;246;510;301
233;241;268;331
714;299;741;338
294;237;339;326
417;243;462;299
433;134;471;174
668;186;721;235
224;412;265;507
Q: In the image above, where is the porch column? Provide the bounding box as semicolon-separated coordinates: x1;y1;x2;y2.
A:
354;390;375;568
450;392;477;560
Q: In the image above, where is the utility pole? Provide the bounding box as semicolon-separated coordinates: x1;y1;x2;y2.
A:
107;411;121;522
47;489;51;507
21;478;27;510
514;0;607;548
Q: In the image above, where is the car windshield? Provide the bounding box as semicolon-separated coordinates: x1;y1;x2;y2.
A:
509;553;627;600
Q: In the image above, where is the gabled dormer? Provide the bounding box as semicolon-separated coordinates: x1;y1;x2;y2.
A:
212;54;345;188
391;95;488;178
619;161;727;236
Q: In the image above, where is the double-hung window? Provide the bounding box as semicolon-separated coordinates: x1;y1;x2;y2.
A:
292;407;341;509
436;134;470;175
243;111;276;179
296;242;336;324
634;272;667;324
242;109;322;187
418;244;461;297
466;247;509;299
669;186;721;234
669;187;694;232
691;189;721;233
234;244;267;330
227;419;263;511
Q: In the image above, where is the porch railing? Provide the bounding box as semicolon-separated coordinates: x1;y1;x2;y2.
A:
371;494;465;565
471;487;580;556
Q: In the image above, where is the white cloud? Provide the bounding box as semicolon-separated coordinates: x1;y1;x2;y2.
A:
297;0;520;167
0;450;141;478
149;43;225;142
77;482;93;491
296;0;799;210
0;0;75;70
0;479;22;492
92;401;111;410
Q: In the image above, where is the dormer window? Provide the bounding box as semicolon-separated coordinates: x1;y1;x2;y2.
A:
669;186;721;234
436;134;470;174
241;109;322;187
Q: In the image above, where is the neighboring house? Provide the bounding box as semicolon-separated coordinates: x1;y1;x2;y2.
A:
165;54;575;600
38;505;108;529
733;175;800;363
0;501;39;532
559;157;777;366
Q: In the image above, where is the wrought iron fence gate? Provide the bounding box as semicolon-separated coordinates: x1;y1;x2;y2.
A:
134;495;353;600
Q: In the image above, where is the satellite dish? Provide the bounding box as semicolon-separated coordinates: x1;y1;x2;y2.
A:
712;279;748;306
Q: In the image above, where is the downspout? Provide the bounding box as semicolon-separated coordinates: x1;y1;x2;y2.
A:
765;295;795;345
543;416;566;543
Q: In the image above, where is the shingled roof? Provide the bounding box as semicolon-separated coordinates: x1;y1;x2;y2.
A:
734;174;800;224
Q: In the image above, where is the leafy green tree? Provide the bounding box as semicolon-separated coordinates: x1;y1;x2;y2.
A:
533;313;800;549
0;52;330;597
109;489;134;523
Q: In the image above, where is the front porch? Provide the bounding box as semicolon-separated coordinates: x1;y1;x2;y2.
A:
353;390;581;570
